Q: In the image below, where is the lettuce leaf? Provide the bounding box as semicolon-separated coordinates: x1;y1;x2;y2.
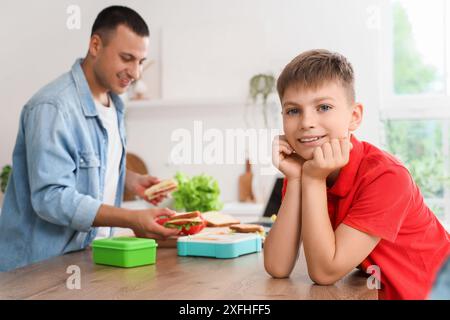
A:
164;221;203;230
172;172;224;212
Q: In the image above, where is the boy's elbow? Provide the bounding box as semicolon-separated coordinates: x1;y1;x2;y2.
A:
308;270;338;286
264;261;291;279
267;268;291;279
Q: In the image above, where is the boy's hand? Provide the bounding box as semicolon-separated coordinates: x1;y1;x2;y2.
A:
131;208;180;239
272;135;305;180
302;137;352;181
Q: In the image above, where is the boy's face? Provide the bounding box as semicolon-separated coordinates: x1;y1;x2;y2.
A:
281;80;362;160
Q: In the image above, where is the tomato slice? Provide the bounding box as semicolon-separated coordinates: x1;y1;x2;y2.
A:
156;217;170;225
180;222;205;235
156;215;206;235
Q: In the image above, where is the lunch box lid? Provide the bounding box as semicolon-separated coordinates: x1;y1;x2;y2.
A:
177;232;260;244
177;232;262;258
91;237;157;250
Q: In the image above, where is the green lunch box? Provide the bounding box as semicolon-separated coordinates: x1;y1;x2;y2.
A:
91;237;158;268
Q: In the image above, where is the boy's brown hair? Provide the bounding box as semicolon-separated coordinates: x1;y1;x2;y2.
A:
277;49;355;103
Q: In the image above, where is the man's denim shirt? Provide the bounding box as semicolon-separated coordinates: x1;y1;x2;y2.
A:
0;59;127;271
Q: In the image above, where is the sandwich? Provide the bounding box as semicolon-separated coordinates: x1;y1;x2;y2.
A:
144;179;178;200
156;211;206;235
202;211;241;227
229;224;266;238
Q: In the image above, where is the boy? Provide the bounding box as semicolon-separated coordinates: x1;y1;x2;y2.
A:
264;49;450;299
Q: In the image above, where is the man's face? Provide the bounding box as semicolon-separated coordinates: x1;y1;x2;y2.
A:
281;81;362;160
91;24;149;94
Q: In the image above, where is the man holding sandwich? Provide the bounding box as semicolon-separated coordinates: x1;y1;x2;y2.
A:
0;6;179;272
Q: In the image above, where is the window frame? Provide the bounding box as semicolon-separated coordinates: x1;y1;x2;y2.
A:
380;0;450;228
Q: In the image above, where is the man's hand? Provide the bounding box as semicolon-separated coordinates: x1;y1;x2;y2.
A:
302;137;352;181
126;171;167;205
131;207;180;239
272;135;305;180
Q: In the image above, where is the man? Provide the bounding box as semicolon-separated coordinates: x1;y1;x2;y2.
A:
0;6;179;272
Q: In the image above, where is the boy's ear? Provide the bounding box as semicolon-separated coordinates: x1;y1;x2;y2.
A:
349;103;363;131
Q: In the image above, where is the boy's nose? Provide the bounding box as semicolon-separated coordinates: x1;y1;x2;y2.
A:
299;112;317;129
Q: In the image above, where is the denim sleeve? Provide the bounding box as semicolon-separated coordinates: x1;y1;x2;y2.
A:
24;103;102;232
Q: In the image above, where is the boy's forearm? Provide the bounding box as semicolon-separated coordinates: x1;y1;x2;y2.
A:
92;204;135;229
264;178;302;278
301;176;337;280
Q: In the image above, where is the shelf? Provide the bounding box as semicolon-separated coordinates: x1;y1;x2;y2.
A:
125;99;246;111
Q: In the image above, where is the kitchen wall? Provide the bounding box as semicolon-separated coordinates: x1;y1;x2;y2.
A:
0;0;387;205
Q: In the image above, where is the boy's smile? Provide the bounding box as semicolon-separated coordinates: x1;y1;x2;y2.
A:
281;80;362;160
298;134;328;146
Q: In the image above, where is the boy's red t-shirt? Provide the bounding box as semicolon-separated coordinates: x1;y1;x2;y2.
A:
282;135;450;299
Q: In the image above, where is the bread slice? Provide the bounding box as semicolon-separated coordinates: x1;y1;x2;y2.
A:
167;216;203;226
167;211;201;221
202;211;240;227
144;179;178;200
229;224;264;233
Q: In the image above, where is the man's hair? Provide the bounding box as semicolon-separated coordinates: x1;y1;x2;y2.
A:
276;49;355;103
91;6;149;44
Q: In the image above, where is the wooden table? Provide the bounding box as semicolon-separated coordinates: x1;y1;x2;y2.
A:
0;244;377;300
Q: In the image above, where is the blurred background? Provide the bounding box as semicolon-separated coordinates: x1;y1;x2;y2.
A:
0;0;448;228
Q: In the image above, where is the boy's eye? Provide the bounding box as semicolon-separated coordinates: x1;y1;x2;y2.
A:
285;108;300;116
318;104;332;112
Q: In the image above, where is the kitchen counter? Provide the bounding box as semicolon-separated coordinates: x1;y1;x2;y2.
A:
0;240;377;300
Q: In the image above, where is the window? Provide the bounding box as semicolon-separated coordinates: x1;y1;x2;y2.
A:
381;0;450;229
393;0;445;95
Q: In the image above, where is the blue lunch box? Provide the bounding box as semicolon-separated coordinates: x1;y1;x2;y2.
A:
177;232;262;258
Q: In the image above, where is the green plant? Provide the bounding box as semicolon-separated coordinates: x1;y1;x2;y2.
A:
393;1;439;94
172;172;223;212
248;74;276;128
387;3;449;204
1;165;12;194
385;120;450;199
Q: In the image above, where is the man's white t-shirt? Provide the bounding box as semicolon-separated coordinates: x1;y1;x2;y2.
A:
94;97;123;238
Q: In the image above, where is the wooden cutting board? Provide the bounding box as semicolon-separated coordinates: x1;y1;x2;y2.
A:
123;153;149;201
238;159;255;202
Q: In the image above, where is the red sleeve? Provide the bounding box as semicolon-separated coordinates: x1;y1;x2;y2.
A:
281;178;288;200
343;167;413;242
